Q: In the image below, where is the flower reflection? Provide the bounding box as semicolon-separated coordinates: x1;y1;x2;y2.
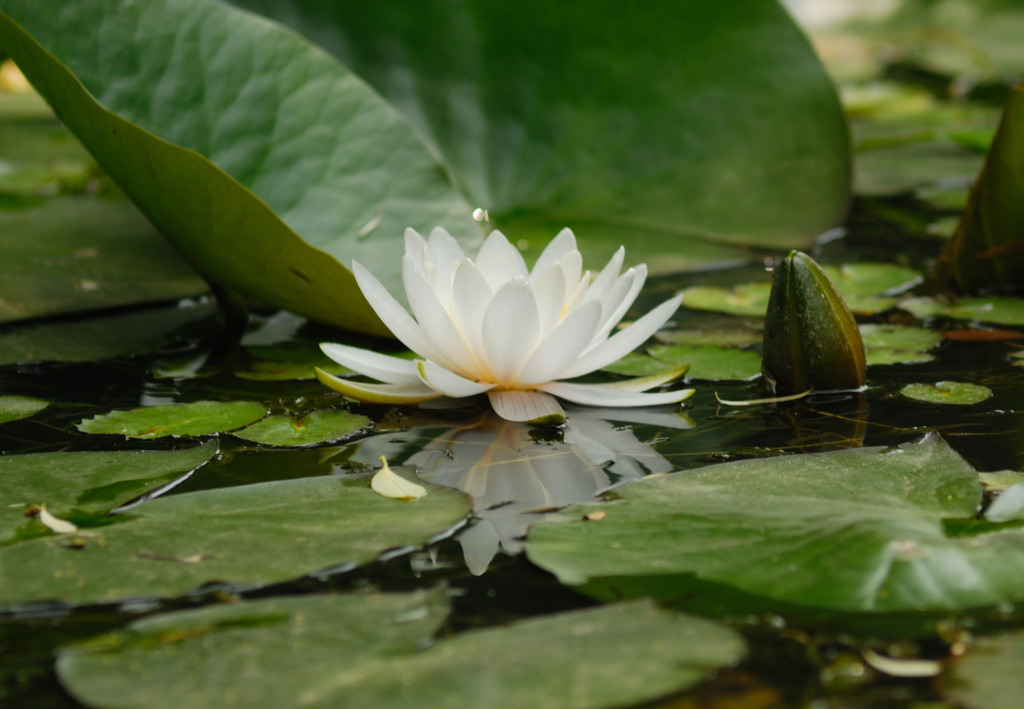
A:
346;407;693;574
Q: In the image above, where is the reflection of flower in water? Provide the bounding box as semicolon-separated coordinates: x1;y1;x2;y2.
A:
348;408;692;574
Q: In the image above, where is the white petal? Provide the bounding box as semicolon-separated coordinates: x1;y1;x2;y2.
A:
586;246;625;299
516;299;602;387
529;227;577;280
529;260;568;337
402;256;481;377
555;250;584;300
481;278;540;386
315;367;441;404
451;259;494;366
539;380;694;407
426;226;467;284
403;228;428;274
319;343;420;384
488;390;565;424
351;260;457;368
593;265;647;344
559;294;682;379
416;360;495;398
476;231;528;288
371;456;427;500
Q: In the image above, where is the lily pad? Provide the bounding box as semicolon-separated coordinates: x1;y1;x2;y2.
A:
680;282;772;317
0;299;220;365
859;323;942;365
0;441;218;543
940;629;1024;709
900;381;993;405
648;344;762;381
655;328;762;348
0;472;469;605
601;353;679;378
526;433;1024;618
900;296;1024;326
236;343;352;381
0;0;479;335
231;409;371;447
0;393;47;423
77;401;268;439
57;593;744;709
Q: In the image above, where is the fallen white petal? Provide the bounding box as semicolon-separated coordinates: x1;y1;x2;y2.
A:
488;390;565;424
371;456;427;500
315;368;441;404
38;505;77;534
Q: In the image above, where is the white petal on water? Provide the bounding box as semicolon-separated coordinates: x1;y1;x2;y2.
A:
560;294;682;379
475;231;529;289
351;261;458;370
416;360;495;398
539;380;695;407
481;279;541;386
516;300;603;387
38;505;77;535
371;456;427;500
487;389;565;424
315;367;441;404
319;343;419;384
529;227;577;280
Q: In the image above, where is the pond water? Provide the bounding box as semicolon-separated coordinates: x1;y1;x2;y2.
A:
5;189;1024;707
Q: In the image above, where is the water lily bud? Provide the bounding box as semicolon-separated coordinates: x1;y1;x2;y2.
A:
762;251;866;395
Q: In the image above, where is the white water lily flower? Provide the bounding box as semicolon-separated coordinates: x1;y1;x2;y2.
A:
316;227;693;424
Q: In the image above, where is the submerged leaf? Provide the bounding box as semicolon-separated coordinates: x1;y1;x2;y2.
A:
57;593;744;709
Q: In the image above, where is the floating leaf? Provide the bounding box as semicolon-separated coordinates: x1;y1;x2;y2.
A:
527;434;1024;620
940;629;1024;709
57;593;744;709
0;300;219;365
680;283;772;317
0;393;47;423
655;328;763;348
601;353;682;378
230;0;852;269
0;0;479;335
77;401;268;439
859;323;942;365
900;296;1024;326
900;381;993;405
936;84;1024;292
648;344;762;381
232;409;370;448
0;442;218;544
0;472;468;605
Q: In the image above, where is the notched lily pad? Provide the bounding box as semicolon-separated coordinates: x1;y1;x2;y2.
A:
648;344;762;381
76;401;268;439
0;393;48;423
0;441;218;543
526;433;1024;619
56;593;744;709
231;409;371;447
0;472;469;605
900;381;993;405
860;324;942;365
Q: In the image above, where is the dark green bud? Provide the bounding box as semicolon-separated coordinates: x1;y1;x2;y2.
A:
762;251;866;395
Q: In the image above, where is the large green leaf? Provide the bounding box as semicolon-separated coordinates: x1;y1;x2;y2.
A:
56;593;745;709
0;442;218;544
229;0;851;269
76;401;269;439
0;472;469;605
0;0;479;335
526;434;1024;621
